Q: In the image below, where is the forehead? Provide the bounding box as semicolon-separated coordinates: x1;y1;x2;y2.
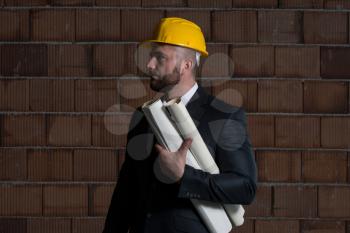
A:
150;43;177;56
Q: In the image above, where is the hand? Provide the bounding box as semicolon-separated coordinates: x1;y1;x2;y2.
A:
154;138;193;183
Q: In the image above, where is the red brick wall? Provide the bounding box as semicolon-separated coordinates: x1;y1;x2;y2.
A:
0;1;349;233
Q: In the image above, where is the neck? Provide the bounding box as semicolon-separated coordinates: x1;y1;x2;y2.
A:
165;78;195;100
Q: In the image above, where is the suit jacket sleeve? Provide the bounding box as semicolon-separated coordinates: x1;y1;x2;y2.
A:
177;107;257;205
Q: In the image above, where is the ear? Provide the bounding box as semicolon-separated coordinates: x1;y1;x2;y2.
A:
180;59;193;75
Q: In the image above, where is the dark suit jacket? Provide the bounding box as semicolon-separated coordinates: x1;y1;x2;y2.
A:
103;86;257;233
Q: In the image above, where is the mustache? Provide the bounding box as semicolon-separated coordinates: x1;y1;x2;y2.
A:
147;70;158;77
147;72;159;78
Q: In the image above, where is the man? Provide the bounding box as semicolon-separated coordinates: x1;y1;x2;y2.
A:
103;17;257;233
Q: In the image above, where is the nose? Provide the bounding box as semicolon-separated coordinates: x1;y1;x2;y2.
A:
146;57;156;71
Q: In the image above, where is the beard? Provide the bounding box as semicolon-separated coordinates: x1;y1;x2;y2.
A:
149;66;181;93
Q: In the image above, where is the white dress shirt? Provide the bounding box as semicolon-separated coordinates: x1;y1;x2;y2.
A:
180;82;198;106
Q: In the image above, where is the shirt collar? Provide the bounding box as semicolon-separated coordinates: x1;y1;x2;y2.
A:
181;82;198;106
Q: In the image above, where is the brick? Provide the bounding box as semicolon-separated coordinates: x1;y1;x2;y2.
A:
230;46;274;77
198;79;212;94
319;186;350;217
211;80;257;112
258;11;302;43
29;79;75;112
95;0;141;6
325;0;350;9
119;79;158;112
276;46;320;78
258;80;303;112
211;80;245;106
245;185;271;217
51;0;94;5
121;10;164;41
274;185;317;217
27;218;71;233
0;44;47;76
200;44;231;77
0;218;27;233
0;10;29;41
74;149;117;181
304;12;348;44
166;10;211;41
302;151;347;183
142;0;185;7
212;11;257;42
76;9;120;41
230;219;254;233
304;81;348;113
276;116;320;148
256;151;301;182
72;218;105;233
47;115;91;146
255;220;299;233
0;79;28;111
28;149;73;181
188;0;232;7
0;185;42;216
31;10;75;41
43;185;88;216
232;0;277;7
48;45;92;77
75;79;118;112
5;0;47;5
348;152;350;183
1;115;46;146
279;0;323;8
0;149;27;180
93;44;137;76
321;117;350;149
247;115;274;147
90;184;115;216
321;47;350;79
246;81;258;112
301;220;346;233
92;114;131;147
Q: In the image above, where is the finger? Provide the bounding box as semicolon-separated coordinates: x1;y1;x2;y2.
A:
154;143;166;153
178;138;193;153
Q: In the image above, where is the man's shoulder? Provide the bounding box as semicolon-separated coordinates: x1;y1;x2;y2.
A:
127;106;146;132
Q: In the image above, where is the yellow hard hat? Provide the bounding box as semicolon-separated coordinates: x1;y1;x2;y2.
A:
145;17;208;57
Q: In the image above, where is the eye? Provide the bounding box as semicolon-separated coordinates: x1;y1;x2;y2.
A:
149;51;167;64
157;55;166;61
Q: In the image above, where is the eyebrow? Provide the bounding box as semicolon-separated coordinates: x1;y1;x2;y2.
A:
150;50;168;59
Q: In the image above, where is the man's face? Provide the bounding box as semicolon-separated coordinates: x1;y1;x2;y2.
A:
146;44;181;93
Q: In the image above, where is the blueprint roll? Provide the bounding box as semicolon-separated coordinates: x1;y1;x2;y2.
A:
164;98;245;227
142;99;232;233
164;98;218;174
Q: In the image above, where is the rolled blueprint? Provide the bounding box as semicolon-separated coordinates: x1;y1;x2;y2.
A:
164;98;245;227
142;99;232;233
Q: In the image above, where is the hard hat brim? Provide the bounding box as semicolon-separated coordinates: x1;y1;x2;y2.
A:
142;40;209;57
